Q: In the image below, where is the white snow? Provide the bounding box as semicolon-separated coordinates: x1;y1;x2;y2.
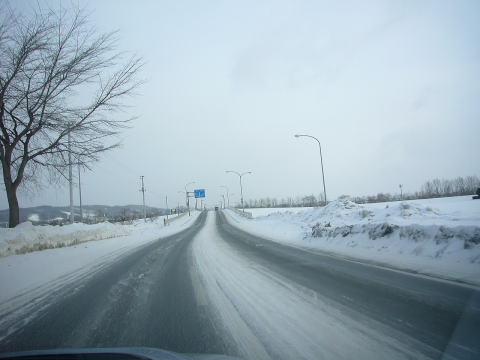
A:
242;207;313;218
225;196;480;286
27;214;40;222
191;212;432;360
0;212;199;306
0;221;129;257
0;214;181;257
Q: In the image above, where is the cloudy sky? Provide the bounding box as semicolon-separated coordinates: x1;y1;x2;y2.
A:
1;0;479;210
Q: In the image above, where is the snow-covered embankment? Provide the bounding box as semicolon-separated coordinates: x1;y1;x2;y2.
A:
225;197;480;285
0;214;190;257
0;221;130;257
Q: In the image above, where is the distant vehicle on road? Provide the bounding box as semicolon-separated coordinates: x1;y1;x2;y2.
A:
215;206;219;211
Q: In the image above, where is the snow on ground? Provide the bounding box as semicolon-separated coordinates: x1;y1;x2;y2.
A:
0;214;179;257
225;196;480;286
27;214;40;222
243;207;313;218
0;221;129;257
0;212;199;305
191;212;430;360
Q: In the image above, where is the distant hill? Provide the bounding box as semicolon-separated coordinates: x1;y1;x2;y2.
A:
0;205;168;225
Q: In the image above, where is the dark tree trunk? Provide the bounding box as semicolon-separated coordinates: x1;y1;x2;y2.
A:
4;179;20;228
6;185;20;228
1;155;20;228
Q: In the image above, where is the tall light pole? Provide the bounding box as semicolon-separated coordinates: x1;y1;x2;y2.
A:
226;171;252;212
68;131;74;224
220;185;230;208
165;195;169;220
185;181;195;216
78;164;83;222
294;134;327;206
140;176;146;222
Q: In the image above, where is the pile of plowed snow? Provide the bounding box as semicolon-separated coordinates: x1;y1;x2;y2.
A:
0;213;187;257
0;221;130;257
225;196;480;285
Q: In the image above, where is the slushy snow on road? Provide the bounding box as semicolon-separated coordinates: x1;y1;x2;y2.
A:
191;212;431;360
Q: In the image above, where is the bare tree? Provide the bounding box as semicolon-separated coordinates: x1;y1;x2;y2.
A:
0;5;142;227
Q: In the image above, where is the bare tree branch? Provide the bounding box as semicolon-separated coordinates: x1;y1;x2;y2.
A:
0;4;143;227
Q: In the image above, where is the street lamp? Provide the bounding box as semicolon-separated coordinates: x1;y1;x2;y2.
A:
294;134;327;206
184;181;195;216
226;170;252;212
219;185;230;208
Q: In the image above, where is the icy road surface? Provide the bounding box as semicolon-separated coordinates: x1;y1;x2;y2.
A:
0;211;479;359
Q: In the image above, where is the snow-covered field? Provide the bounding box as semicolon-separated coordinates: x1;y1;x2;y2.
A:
0;212;199;305
225;196;480;286
243;207;313;218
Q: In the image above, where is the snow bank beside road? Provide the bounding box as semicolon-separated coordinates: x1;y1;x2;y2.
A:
244;207;314;218
0;221;129;257
0;213;185;257
225;197;480;286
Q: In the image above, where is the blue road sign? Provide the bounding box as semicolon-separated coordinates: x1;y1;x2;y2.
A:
194;189;206;198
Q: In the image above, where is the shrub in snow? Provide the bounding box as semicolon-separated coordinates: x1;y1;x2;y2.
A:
368;223;398;239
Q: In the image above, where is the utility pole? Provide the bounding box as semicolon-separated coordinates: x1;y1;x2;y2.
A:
221;194;226;209
399;184;403;200
68;131;74;224
78;164;83;222
140;176;146;222
185;181;195;216
165;195;169;220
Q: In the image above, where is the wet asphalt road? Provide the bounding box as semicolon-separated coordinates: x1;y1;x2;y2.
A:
0;212;232;355
0;210;479;359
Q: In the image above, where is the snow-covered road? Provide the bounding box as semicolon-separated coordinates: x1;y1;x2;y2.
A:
193;213;429;359
0;210;478;359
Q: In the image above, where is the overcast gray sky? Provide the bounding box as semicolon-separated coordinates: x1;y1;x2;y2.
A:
1;0;479;210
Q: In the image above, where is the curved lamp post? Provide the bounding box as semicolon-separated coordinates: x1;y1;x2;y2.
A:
226;171;252;212
294;134;327;206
